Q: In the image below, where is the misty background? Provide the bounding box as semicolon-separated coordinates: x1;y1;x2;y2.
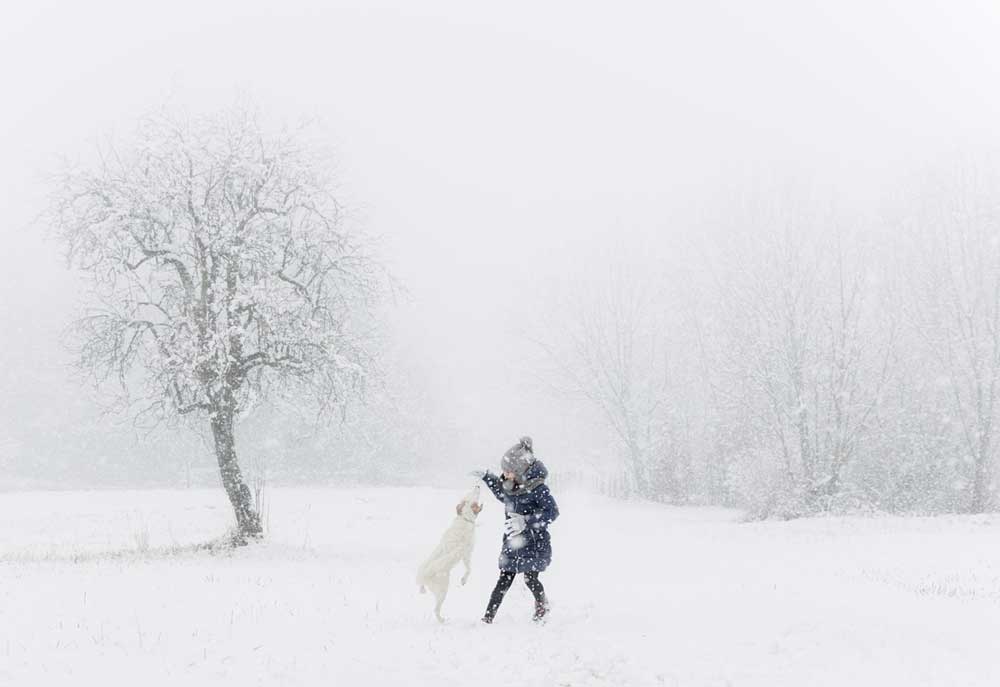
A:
3;0;1000;515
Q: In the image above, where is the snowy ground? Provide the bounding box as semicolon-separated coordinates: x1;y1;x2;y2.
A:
1;487;999;686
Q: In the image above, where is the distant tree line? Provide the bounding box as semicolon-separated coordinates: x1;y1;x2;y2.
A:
540;158;1000;518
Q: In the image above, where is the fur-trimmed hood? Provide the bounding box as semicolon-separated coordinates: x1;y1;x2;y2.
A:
501;459;548;496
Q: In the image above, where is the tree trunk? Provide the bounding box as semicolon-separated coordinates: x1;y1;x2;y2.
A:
210;403;262;542
626;440;649;498
970;443;991;514
796;407;813;483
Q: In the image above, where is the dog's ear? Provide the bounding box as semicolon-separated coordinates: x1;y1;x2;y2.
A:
455;500;467;516
471;502;482;514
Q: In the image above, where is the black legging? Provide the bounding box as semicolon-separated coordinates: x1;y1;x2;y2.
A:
484;571;546;619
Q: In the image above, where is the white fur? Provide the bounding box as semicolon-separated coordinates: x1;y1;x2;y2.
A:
416;486;481;622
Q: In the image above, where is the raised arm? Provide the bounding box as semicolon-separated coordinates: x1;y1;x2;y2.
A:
480;471;506;502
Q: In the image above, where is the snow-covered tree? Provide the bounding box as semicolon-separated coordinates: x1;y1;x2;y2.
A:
686;191;899;517
535;265;690;498
48;104;384;541
901;158;1000;513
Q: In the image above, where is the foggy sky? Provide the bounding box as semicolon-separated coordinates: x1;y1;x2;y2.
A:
4;0;1000;479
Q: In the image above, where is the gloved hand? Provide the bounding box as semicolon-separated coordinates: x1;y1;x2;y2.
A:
469;470;487;480
504;513;526;536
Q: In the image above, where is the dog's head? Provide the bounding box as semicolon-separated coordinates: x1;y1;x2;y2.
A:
457;485;483;521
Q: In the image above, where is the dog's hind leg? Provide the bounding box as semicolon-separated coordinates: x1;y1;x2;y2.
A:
460;552;472;586
428;576;448;623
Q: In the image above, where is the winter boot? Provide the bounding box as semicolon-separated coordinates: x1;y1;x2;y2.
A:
532;596;550;622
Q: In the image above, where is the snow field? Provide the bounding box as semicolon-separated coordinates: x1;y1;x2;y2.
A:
1;487;998;686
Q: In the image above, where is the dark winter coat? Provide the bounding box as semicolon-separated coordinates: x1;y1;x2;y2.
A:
481;460;560;573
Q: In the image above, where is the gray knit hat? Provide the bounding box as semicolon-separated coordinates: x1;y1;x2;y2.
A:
500;436;534;476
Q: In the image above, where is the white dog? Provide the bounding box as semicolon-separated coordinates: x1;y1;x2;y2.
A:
416;485;482;622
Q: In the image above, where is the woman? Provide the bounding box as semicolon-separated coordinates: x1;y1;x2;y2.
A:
471;436;560;623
